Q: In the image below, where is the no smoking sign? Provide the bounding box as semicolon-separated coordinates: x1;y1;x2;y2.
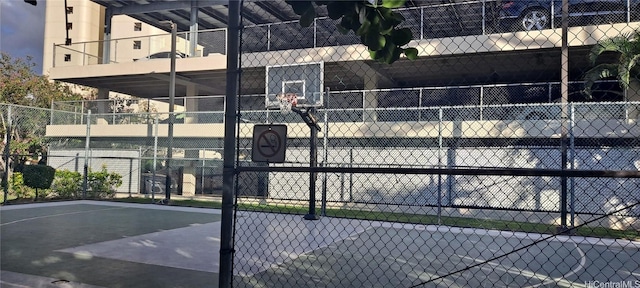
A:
252;124;287;163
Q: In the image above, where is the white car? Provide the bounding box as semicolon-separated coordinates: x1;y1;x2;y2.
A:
134;51;187;61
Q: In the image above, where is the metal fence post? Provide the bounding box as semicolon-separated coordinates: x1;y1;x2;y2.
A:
420;7;424;40
559;0;569;233
81;100;85;125
321;90;329;216
152;116;159;203
219;0;240;286
50;100;54;125
3;105;12;204
438;108;443;224
551;0;556;29
349;148;353;202
569;103;576;228
83;110;91;199
482;0;486;34
128;158;133;197
267;23;271;51
479;86;484;120
313;18;317;48
627;0;631;23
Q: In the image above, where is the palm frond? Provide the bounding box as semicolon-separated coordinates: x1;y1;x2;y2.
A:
583;64;619;98
621;54;640;89
587;31;640;65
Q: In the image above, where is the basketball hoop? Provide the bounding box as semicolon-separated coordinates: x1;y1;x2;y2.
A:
277;92;297;114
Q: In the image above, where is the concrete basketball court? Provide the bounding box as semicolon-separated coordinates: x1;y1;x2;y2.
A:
1;200;639;287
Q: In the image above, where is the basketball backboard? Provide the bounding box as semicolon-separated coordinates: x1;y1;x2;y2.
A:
265;62;324;109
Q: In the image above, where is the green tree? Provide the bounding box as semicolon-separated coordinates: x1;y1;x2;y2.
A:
0;52;82;108
22;164;55;200
286;0;418;64
1;53;83;183
583;30;640;102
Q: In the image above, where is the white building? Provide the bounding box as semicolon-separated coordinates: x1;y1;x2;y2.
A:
42;0;640;212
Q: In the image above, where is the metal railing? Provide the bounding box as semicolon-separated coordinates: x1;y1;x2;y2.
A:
51;0;640;68
51;79;625;125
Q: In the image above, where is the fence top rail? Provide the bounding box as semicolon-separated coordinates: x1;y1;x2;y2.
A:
236;165;640;178
243;0;488;29
50;80;622;107
1;103;54;112
47;101;640;118
53;28;227;48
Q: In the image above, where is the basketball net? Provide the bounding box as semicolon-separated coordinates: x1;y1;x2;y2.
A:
277;92;298;114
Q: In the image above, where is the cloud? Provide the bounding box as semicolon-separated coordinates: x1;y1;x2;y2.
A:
0;0;46;74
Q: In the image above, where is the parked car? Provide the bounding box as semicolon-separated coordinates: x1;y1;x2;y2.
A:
141;173;177;194
495;0;640;31
134;51;187;61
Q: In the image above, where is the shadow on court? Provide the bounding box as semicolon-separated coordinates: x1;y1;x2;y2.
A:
232;213;640;287
2;201;639;288
1;201;222;288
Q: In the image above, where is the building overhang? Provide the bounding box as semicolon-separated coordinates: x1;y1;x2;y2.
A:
48;23;638;98
49;53;229;98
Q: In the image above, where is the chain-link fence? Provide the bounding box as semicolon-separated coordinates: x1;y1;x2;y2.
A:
3;0;640;286
228;1;640;287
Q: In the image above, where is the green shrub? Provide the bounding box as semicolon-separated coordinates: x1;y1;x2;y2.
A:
22;165;56;200
9;172;35;199
87;166;122;199
7;166;123;201
23;165;56;189
52;170;82;199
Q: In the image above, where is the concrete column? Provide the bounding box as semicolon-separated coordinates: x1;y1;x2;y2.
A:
182;149;200;196
94;88;110;124
181;84;200;196
336;61;391;123
363;69;379;122
189;0;199;57
185;84;199;123
102;8;112;64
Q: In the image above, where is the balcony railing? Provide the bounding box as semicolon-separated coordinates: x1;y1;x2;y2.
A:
52;0;640;68
50;101;640;128
51;79;625;124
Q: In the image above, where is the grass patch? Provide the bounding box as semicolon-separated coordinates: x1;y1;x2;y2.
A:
100;197;640;241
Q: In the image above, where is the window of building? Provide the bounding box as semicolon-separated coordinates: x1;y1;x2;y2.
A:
133;41;141;50
134;22;142;31
66;6;73;14
66;22;73;30
64;54;71;62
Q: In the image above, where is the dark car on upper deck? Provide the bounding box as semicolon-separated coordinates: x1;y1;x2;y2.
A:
494;0;640;31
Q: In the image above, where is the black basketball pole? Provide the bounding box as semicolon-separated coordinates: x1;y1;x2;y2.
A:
304;107;320;220
292;107;321;220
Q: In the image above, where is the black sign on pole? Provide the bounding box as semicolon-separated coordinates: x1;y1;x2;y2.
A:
252;124;287;163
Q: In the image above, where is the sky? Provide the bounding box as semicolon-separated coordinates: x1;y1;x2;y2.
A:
1;0;46;75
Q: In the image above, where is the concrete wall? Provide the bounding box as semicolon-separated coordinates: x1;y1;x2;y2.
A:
266;147;640;218
47;149;141;194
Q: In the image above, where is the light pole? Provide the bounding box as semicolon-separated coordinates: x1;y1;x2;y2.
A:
160;20;177;203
